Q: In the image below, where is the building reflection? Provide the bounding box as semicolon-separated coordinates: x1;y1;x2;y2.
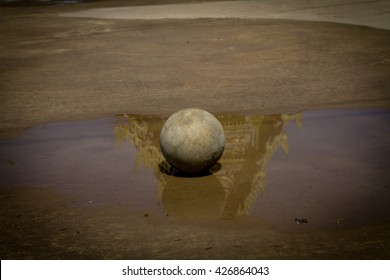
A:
114;112;301;223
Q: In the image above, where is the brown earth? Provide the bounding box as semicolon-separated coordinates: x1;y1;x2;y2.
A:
1;1;390;260
1;1;390;138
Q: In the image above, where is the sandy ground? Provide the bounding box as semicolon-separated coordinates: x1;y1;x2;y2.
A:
0;0;389;138
1;1;390;260
62;0;390;30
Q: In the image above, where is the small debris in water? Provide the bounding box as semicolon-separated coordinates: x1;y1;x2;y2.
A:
205;247;212;250
336;218;345;226
295;218;308;225
144;213;149;217
7;159;16;165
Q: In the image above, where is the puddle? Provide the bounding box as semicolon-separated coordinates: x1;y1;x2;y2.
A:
1;109;390;258
1;109;390;227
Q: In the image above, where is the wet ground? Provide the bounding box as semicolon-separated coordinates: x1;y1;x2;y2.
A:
1;0;390;259
1;1;390;138
1;109;389;259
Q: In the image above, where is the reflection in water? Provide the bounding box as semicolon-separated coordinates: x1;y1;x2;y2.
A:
114;112;301;223
1;110;390;259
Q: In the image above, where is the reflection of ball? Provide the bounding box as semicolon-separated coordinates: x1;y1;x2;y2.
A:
162;175;225;223
160;108;225;173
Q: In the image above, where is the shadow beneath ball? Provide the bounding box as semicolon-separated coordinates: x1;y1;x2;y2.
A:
158;161;222;178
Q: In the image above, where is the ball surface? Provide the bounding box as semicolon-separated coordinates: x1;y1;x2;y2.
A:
160;108;224;173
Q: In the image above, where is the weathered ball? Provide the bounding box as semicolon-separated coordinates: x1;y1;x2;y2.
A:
160;108;224;173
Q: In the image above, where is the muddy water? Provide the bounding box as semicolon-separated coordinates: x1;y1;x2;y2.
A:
1;110;390;259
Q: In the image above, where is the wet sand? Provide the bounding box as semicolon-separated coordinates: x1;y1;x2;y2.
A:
61;0;390;30
1;109;390;259
1;1;390;138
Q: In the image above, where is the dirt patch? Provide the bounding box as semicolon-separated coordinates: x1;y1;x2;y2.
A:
0;2;389;139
